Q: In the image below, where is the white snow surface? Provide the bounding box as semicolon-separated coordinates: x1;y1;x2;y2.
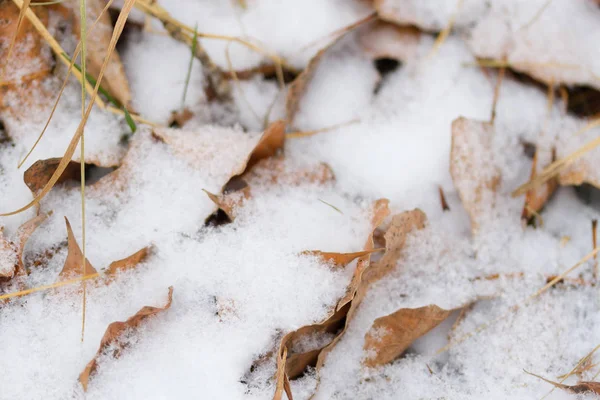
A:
1;1;600;399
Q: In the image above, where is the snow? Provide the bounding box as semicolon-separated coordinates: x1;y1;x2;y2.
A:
2;0;600;399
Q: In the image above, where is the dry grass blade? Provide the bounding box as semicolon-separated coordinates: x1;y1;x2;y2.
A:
512;134;600;197
10;0;100;105
0;273;100;301
436;246;600;355
134;0;293;75
286;119;360;139
525;370;600;395
0;0;31;83
0;0;136;217
427;0;463;58
17;0;116;169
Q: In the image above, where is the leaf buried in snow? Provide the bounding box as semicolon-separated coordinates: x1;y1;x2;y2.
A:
525;370;600;395
450;117;501;233
0;0;53;87
358;21;421;62
363;209;427;285
285;15;372;126
58;217;97;281
203;186;251;221
0;212;50;279
79;286;174;391
363;305;454;367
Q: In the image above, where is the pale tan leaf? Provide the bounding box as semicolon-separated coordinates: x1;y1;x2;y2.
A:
450;117;500;233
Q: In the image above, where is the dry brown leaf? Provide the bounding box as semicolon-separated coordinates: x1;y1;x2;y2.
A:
363;209;427;284
105;246;152;278
363;304;453;367
271;199;391;400
450;117;500;233
522;148;557;220
58;217;97;281
525;370;600;395
79;286;174;391
286;15;374;126
245;120;286;172
24;158;83;194
0;212;50;279
203;186;251;221
301;249;384;269
358;21;421;62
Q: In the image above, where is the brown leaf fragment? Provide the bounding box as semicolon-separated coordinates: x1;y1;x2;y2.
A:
79;286;174;391
358;21;421;62
522;148;557;220
15;212;50;274
0;212;50;279
58;217;97;281
0;230;17;280
24;158;83;194
363;209;427;285
301;249;384;269
525;370;600;395
286;15;374;126
105;246;152;278
203;186;251;221
245;120;286;172
245;157;335;187
0;0;53;87
363;305;454;367
450;117;500;233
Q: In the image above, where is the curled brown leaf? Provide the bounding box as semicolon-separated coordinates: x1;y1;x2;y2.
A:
79;286;174;391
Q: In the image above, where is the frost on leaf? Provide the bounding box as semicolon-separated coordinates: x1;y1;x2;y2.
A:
450;117;500;233
358;21;422;62
363;209;427;284
363;304;454;367
79;287;174;391
0;213;49;279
